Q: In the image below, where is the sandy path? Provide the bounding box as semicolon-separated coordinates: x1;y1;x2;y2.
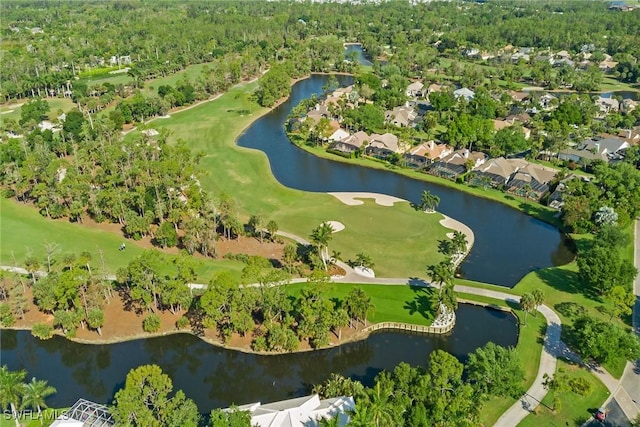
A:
329;192;405;206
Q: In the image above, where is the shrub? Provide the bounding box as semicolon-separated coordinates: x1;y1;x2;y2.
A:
252;335;267;352
32;323;54;340
0;303;15;327
143;313;161;333
176;316;189;329
568;377;593;396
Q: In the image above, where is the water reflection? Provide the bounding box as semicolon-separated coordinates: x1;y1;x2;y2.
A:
1;304;517;412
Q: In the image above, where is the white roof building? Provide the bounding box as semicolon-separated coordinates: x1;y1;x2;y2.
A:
231;394;355;427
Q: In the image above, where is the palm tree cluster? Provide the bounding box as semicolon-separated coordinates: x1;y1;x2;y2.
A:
0;366;57;427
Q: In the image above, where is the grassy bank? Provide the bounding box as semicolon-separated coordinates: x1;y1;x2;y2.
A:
286;282;437;325
292;141;561;227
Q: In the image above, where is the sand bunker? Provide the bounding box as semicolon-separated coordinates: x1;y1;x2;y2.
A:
440;215;475;249
329;192;405;206
324;221;345;232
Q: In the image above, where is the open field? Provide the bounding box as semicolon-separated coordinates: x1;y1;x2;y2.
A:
0;198;245;281
286;282;437;325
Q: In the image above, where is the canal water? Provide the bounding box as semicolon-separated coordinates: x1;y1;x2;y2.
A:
238;74;574;287
0;304;517;412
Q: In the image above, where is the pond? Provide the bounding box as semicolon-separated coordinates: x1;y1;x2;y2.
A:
237;74;573;287
0;304;518;413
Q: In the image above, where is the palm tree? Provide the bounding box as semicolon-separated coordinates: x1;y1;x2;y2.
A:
420;189;440;213
520;293;536;325
20;377;57;420
0;365;26;427
451;231;468;255
428;259;457;311
310;223;334;271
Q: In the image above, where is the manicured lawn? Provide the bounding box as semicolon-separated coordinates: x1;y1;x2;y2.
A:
285;282;436;325
132;82;450;277
0;198;245;281
518;359;610;427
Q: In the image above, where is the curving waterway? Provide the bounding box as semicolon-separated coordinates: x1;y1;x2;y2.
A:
1;305;517;413
238;74;574;287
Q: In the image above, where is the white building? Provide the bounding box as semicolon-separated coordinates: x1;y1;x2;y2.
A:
229;394;355;427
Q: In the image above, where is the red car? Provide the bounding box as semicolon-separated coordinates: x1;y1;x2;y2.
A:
595;407;606;422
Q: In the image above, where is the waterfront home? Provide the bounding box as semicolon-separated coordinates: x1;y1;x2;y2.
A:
50;398;115;426
227;394;355;427
404;140;453;168
618;127;640;145
548;173;589;210
539;94;558;111
328;128;350;142
507;91;530;103
330;131;370;154
506;162;558;200
598;59;618;73
472;157;529;188
366;133;401;158
428;149;486;179
385;105;418;127
595;96;620;116
621;99;638;113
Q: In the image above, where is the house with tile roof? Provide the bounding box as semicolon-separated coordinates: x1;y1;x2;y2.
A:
471;157;528;188
404;140;453;168
427;149;486;179
330;131;370;154
506;162;558;200
366;133;401;158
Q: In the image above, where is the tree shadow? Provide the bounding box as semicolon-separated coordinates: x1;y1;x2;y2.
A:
535;267;600;300
554;301;586;319
403;286;436;321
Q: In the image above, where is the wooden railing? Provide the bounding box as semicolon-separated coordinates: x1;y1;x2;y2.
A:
362;319;455;335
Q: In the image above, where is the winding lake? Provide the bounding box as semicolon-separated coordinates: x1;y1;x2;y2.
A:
238;74;573;287
0;304;517;413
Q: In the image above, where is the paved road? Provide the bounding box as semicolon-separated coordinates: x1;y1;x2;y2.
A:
584;399;630;427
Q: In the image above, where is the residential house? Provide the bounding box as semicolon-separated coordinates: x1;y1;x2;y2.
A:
453;87;475;102
558;136;629;163
464;48;480;58
539;94;558;110
50;398;115;427
306;104;330;125
472;157;528;188
618;127;640;145
493;119;532;139
507;91;529;103
366;133;401;158
385;106;418;127
428;149;486;179
406;81;424;98
506;162;558;200
621;99;638;113
553;57;575;68
328;128;350;142
511;52;530;62
227;394;355;427
330;131;370;154
548;174;589;210
598;59;618;73
505;112;532;124
595;96;620;116
555;50;572;60
404;140;453;168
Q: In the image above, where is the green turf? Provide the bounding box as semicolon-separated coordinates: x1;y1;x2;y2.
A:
129;82;450;278
0;198;245;281
518;359;610;427
285;282;436;325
